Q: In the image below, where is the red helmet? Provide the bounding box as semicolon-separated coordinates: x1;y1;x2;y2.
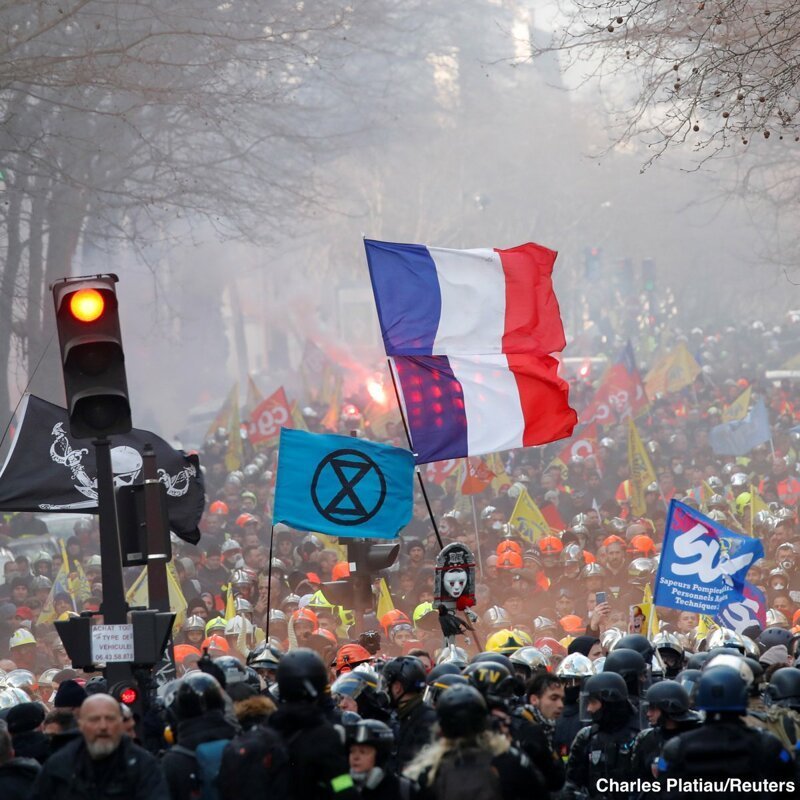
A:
209;501;229;515
334;643;373;674
534;637;567;658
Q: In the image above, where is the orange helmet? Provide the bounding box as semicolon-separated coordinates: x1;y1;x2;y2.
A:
559;615;586;635
174;644;202;664
629;534;656;558
235;513;258;528
291;608;318;628
209;500;229;515
380;609;411;636
334;643;373;674
201;634;229;655
496;550;523;570
538;536;563;556
496;540;522;557
602;534;626;548
331;561;351;581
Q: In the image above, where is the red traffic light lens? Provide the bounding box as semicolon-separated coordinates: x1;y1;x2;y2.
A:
69;289;105;322
119;687;138;705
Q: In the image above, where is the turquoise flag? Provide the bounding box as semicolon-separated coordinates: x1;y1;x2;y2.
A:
273;428;414;539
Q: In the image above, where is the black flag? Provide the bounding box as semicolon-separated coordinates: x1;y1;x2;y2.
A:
0;394;205;544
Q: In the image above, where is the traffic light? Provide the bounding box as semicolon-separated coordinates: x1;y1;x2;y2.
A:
111;681;140;707
321;540;400;614
52;274;131;439
642;258;656;292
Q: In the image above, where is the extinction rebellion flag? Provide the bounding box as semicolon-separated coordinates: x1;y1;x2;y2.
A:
0;394;205;544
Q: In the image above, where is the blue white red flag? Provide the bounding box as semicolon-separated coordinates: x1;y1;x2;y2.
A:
364;239;565;356
654;500;764;615
391;353;576;464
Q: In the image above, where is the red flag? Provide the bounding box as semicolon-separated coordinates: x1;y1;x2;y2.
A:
249;387;291;445
458;457;494;495
557;423;599;465
580;342;648;426
425;459;460;485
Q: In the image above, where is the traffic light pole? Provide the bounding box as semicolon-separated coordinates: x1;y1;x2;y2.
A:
142;445;170;612
95;435;134;687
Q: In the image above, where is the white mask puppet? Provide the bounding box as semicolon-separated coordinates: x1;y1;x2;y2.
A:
443;568;468;600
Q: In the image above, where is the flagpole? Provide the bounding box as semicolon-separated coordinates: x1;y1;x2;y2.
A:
469;496;484;578
386;358;444;549
265;525;275;641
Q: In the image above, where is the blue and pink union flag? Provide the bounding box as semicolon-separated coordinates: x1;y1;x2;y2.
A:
364;239;576;464
654;500;764;618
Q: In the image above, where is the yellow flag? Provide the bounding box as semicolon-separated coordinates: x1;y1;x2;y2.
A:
37;557;73;625
320;374;342;432
722;385;751;423
509;487;551;544
748;484;769;536
290;401;309;432
377;578;395;619
206;383;238;441
125;563;188;632
167;561;188;631
486;453;513;493
627;418;657;517
224;584;236;621
245;375;264;415
644;342;701;398
224;385;243;471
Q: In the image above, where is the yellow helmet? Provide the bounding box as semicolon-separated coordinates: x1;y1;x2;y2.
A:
486;628;532;655
412;602;434;626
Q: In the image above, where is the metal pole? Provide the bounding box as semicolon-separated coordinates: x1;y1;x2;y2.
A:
469;496;484;578
265;525;275;641
386;358;443;549
142;444;170;612
94;436;132;687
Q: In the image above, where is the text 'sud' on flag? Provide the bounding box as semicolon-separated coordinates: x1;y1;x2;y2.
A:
0;394;205;544
653;500;764;615
364;239;566;357
273;428;414;539
391;353;576;464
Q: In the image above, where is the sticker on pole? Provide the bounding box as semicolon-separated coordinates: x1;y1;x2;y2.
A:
91;624;134;663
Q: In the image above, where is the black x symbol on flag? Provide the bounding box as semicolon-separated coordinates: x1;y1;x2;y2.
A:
311;449;387;526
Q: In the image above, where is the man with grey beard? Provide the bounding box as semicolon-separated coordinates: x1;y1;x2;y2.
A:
28;693;168;800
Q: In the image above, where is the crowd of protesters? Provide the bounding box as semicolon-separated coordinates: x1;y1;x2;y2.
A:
0;317;799;797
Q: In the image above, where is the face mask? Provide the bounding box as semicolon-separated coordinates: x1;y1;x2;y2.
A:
773;582;787;591
672;464;684;475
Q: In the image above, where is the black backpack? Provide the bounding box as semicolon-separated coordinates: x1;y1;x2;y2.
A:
433;747;503;800
218;725;292;800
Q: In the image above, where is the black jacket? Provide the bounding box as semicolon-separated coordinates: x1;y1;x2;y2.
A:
11;729;51;764
269;701;358;800
28;735;169;800
160;709;238;800
391;696;438;773
0;756;41;800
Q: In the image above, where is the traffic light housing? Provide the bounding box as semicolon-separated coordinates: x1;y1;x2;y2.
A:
52;274;131;439
321;540;400;614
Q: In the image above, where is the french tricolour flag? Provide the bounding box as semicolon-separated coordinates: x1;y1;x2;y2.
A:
392;353;577;464
365;239;566;356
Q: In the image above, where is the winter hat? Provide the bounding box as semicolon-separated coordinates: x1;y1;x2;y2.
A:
759;644;790;667
53;679;88;708
7;702;46;734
